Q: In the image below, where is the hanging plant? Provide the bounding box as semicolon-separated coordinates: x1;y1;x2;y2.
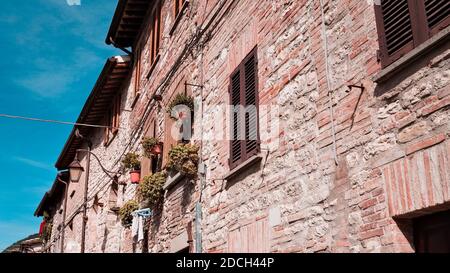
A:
167;94;194;120
119;200;139;227
122;152;141;184
39;212;53;242
141;137;163;157
137;171;167;208
166;143;199;177
122;153;141;171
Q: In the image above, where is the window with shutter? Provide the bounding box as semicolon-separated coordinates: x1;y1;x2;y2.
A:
104;94;121;146
229;47;260;170
424;0;450;35
374;0;450;68
134;48;142;98
149;1;162;68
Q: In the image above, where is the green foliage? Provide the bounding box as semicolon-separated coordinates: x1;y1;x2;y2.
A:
141;137;161;157
137;172;167;207
167;93;194;119
119;200;139;227
122;152;141;171
166;143;199;177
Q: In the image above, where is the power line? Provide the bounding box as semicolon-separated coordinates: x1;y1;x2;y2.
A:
0;113;120;129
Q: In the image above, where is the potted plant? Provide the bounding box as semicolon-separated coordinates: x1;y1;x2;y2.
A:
141;137;163;157
39;212;53;242
167;93;195;120
118;200;139;227
122;152;141;184
166;143;199;177
137;171;167;208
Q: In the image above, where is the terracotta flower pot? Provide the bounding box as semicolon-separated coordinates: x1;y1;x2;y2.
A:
150;143;163;155
130;170;141;184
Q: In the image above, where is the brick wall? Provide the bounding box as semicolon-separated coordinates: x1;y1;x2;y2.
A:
47;0;450;253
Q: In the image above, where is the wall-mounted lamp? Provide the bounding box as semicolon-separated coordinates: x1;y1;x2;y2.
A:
68;157;84;183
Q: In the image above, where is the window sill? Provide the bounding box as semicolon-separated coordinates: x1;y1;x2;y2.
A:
373;25;450;83
146;54;160;79
224;154;263;181
163;171;185;191
169;0;190;36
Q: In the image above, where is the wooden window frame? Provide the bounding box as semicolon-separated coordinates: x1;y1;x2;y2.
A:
104;94;121;146
170;0;189;36
229;47;260;171
375;0;450;68
133;47;142;105
148;0;162;78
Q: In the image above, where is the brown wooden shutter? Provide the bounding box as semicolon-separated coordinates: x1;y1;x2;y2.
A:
229;47;259;170
243;50;259;158
375;0;450;68
375;0;415;67
230;69;243;169
134;49;141;96
424;0;450;36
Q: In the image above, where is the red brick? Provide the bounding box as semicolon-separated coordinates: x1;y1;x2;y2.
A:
360;228;384;240
405;133;446;155
420;96;450;116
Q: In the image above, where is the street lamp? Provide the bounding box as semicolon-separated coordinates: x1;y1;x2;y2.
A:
69;149;123;253
68;158;84;183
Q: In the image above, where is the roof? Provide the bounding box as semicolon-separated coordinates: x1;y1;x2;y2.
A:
55;56;131;170
34;172;69;217
105;0;155;48
2;234;41;253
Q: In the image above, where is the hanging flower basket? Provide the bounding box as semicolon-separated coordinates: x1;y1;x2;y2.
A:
167;94;194;121
141;137;163;157
122;152;141;184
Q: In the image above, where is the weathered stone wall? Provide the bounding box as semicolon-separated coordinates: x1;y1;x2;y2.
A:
48;0;449;253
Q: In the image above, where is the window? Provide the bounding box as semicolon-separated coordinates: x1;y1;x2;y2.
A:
134;48;142;98
149;1;162;70
414;210;450;253
170;0;189;35
104;94;121;145
229;47;260;170
375;0;450;68
142;119;161;177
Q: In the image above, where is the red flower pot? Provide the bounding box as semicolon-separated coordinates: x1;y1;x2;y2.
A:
151;143;163;155
130;170;141;184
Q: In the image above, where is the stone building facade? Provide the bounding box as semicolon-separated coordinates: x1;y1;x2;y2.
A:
35;0;450;253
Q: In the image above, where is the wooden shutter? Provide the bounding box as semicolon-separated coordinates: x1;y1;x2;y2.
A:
104;109;111;145
229;47;259;170
230;69;243;168
375;0;450;68
424;0;450;36
375;0;415;67
244;50;259;158
134;49;141;96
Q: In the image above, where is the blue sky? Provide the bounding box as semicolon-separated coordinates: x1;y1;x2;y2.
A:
0;0;121;251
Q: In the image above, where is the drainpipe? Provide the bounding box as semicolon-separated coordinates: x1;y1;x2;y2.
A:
80;144;92;253
57;174;69;253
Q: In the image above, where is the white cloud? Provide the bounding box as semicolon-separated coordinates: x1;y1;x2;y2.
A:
13;156;54;171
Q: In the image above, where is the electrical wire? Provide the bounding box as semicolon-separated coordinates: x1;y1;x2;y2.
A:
0;113;120;129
